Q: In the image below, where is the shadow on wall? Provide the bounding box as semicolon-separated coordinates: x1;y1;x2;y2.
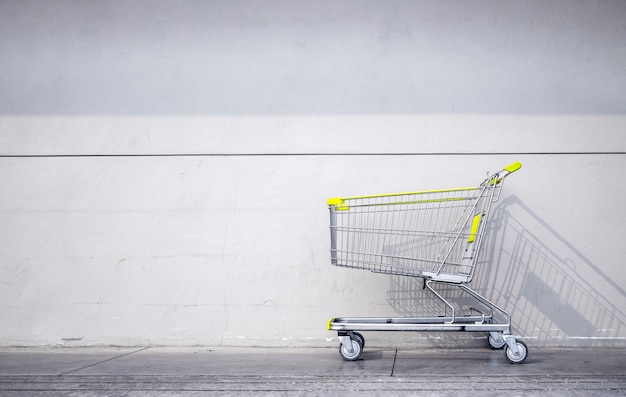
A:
386;195;625;346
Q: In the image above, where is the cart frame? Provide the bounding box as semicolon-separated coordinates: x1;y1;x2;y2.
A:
326;162;528;364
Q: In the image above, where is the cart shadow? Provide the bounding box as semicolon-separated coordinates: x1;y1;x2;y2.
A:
386;195;626;346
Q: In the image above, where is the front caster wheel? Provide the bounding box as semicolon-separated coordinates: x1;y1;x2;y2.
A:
505;340;528;364
339;338;363;361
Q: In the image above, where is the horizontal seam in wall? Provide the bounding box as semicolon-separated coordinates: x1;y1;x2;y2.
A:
0;152;625;158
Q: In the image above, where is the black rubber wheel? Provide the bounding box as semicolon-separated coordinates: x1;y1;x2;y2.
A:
505;340;528;364
352;332;365;349
488;333;506;350
339;338;363;361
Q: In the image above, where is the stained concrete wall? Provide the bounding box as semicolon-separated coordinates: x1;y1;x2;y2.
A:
1;0;625;347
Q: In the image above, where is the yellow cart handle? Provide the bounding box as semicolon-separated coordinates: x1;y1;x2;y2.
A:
487;162;522;186
503;162;522;174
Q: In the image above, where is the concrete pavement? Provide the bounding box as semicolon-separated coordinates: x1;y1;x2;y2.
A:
1;346;625;396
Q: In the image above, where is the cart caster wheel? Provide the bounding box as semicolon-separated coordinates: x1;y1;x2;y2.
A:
487;332;506;350
339;338;363;361
505;340;528;364
351;332;365;349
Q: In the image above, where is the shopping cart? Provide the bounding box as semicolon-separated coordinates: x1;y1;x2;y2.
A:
326;162;528;364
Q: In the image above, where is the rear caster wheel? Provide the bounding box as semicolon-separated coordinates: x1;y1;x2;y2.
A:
351;332;365;349
487;332;506;350
505;340;528;364
339;338;363;361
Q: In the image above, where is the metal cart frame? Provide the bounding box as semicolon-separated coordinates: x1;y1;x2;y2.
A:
326;162;528;364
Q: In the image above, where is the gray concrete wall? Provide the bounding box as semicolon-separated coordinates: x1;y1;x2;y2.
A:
1;0;625;347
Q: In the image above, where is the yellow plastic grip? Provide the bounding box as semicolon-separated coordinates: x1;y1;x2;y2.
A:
489;162;522;185
467;213;482;242
503;162;522;173
327;197;343;206
327;198;349;211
